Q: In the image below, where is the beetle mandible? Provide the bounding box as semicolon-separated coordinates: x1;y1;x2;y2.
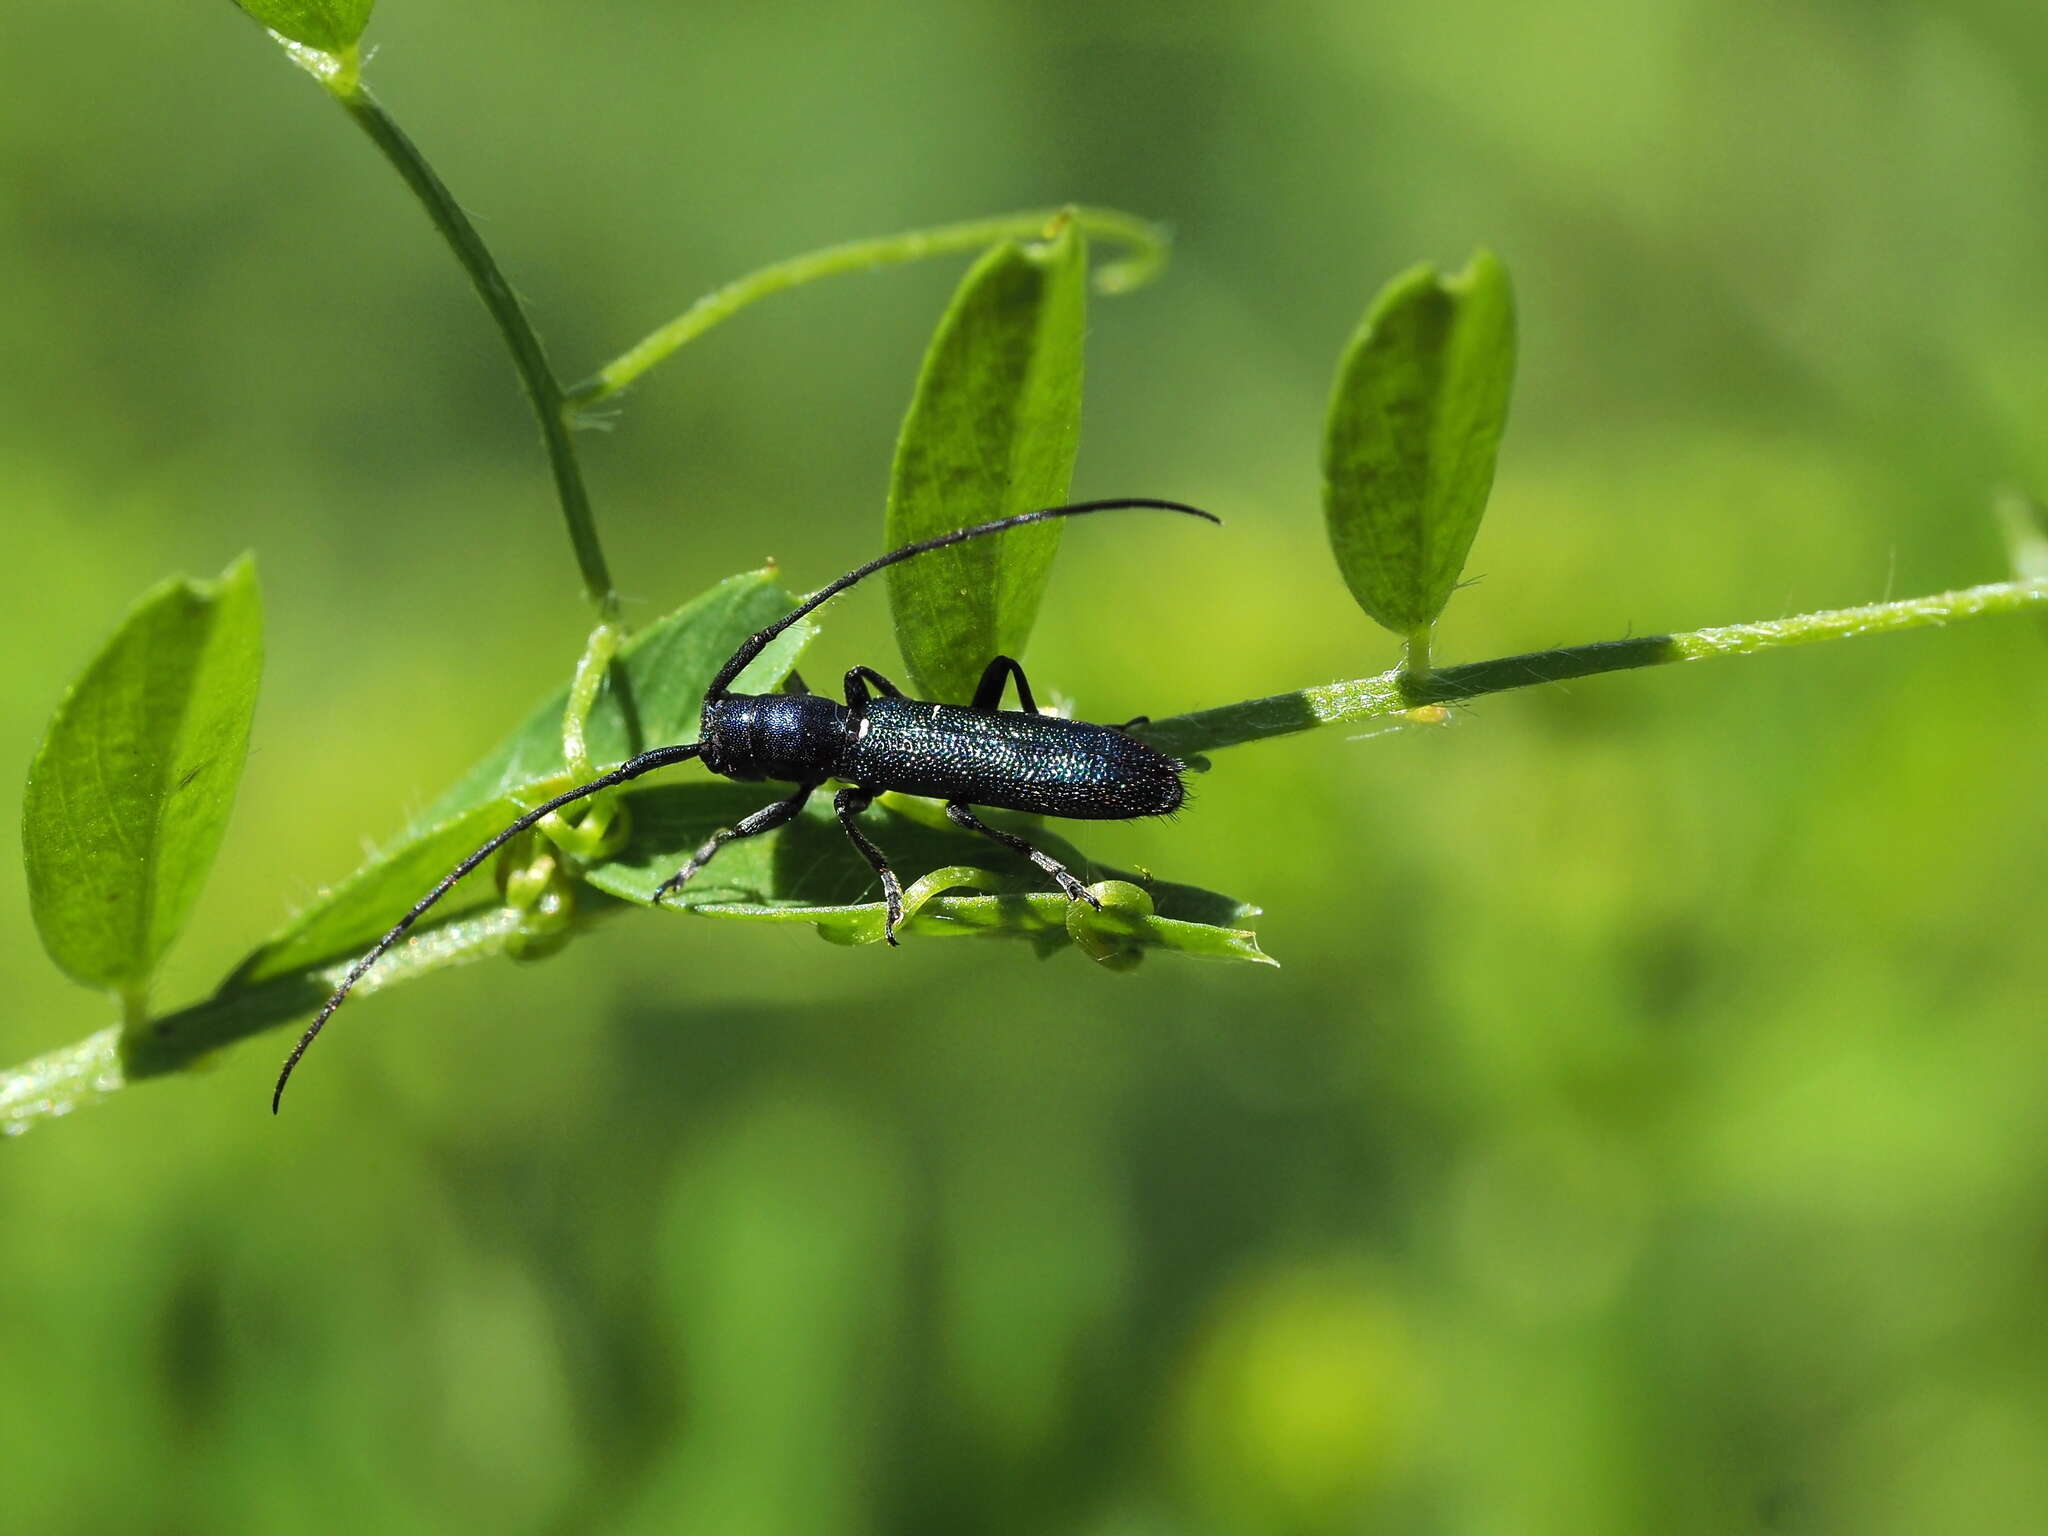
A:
273;496;1217;1110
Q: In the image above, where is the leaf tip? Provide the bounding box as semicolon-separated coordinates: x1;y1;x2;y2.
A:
1997;488;2048;583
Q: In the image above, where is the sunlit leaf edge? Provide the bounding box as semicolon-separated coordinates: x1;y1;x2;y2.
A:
231;0;374;54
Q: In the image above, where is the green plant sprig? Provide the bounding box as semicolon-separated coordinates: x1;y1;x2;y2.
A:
9;14;2041;1135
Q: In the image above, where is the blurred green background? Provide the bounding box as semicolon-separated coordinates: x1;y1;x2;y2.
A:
6;1;2048;1530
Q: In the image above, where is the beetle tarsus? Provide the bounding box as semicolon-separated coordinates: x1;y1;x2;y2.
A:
835;788;905;944
655;785;815;905
943;801;1098;908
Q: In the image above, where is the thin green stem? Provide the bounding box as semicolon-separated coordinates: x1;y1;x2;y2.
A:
111;906;584;1091
333;82;620;619
2;1027;124;1137
1136;576;2048;757
568;206;1169;408
0;900;602;1136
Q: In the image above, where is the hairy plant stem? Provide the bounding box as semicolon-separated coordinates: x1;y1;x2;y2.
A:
333;82;620;620
567;207;1170;407
1136;576;2048;756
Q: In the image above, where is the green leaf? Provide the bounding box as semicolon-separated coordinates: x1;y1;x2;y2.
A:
1324;249;1516;642
23;557;263;993
886;225;1088;702
584;786;1273;967
230;0;375;53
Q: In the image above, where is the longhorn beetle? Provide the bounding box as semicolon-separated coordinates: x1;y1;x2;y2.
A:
273;497;1217;1110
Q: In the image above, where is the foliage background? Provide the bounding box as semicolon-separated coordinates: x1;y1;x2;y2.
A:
6;1;2048;1530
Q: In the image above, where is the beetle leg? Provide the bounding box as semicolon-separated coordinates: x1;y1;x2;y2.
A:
834;788;905;945
842;666;906;704
652;784;815;905
944;802;1101;909
969;655;1040;714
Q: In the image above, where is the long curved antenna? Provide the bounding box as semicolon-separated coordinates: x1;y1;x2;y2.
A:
705;498;1218;701
273;741;704;1112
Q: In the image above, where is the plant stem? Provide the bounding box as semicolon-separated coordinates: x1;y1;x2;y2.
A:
333;82;620;619
1;1027;124;1137
1136;576;2048;756
1403;625;1433;678
120;901;621;1087
567;206;1169;407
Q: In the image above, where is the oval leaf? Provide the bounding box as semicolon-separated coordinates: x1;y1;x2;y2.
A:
886;225;1087;701
1324;249;1516;640
231;0;375;54
23;557;263;992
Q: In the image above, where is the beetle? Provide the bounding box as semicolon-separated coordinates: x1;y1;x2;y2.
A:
272;496;1217;1110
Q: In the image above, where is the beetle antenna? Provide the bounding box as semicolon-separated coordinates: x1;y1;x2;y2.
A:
705;497;1218;701
272;741;703;1113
